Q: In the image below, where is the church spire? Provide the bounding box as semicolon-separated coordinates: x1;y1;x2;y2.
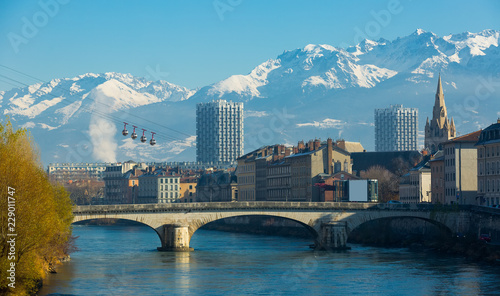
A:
425;73;455;152
436;73;444;99
433;73;447;127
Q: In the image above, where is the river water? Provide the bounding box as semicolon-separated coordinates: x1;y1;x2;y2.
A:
39;224;500;296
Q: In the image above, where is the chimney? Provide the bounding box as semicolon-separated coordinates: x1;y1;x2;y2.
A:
497;118;500;124
327;138;333;175
297;140;305;152
308;140;314;151
314;139;321;151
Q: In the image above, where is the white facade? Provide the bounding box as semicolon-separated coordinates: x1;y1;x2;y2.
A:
138;174;180;204
442;131;480;205
399;166;432;204
375;104;418;152
48;162;109;181
196;100;243;164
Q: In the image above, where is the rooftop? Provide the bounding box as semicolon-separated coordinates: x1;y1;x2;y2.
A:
476;121;500;146
445;130;482;144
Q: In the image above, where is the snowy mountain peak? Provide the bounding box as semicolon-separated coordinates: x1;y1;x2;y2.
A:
415;28;427;35
1;29;499;165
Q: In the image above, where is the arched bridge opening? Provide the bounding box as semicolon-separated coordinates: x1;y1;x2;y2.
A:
159;213;321;252
72;217;164;248
346;216;454;247
193;214;318;246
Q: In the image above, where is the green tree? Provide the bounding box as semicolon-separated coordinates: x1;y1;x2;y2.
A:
0;118;74;295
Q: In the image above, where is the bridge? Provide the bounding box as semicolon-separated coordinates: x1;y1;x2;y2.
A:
72;202;500;251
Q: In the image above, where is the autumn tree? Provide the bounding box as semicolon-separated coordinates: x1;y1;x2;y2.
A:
0;118;74;295
360;165;400;202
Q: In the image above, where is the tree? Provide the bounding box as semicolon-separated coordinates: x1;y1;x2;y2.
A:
360;165;399;202
0;118;74;295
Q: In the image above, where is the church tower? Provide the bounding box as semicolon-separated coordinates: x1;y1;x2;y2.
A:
424;74;456;152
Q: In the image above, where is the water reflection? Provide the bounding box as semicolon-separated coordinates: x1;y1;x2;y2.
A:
40;225;500;296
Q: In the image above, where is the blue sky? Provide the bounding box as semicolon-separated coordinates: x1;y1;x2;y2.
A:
0;0;499;91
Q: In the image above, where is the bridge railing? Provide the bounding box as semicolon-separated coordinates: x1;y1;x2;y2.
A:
72;202;476;214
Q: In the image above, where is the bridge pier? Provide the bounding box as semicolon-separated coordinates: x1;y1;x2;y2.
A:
316;222;350;251
157;224;193;252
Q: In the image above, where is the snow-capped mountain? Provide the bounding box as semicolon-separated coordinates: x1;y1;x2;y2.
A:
1;29;499;165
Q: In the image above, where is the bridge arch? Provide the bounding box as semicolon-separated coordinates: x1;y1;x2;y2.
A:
188;213;319;242
342;214;454;240
72;216;164;247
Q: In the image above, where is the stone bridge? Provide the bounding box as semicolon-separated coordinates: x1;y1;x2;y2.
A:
72;202;500;251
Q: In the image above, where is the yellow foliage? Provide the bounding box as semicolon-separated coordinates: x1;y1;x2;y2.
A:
0;117;74;295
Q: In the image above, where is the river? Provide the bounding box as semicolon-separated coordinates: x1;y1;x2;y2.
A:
39;224;500;295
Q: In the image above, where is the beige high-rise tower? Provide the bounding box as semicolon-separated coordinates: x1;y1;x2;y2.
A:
425;74;456;152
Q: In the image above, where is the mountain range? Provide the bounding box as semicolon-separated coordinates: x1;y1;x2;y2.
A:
1;29;499;166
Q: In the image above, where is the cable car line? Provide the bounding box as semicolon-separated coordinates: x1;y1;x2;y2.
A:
0;64;193;139
0;69;195;144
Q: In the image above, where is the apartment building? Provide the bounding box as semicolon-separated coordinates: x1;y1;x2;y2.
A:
476;120;500;206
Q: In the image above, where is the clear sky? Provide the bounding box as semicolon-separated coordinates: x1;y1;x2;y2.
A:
0;0;499;92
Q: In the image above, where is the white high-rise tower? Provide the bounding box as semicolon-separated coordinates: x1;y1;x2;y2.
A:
375;104;419;151
196;100;244;164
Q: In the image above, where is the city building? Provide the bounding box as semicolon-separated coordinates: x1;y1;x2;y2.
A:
237;145;291;201
476;120;500;207
103;163;128;204
375;104;418;152
234;139;351;202
103;161;146;204
137;169;180;204
179;177;198;203
267;159;291;201
196;99;244;165
429;151;445;204
237;151;257;201
282;139;351;201
163;161;235;170
255;155;272;201
399;157;432;204
315;172;378;202
196;171;238;202
443;130;481;205
425;74;456;152
47;162;109;182
335;140;365;153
